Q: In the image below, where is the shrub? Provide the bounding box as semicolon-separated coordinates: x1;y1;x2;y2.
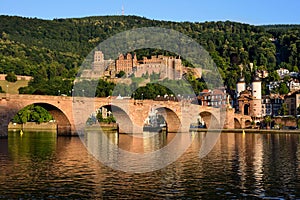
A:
5;72;17;82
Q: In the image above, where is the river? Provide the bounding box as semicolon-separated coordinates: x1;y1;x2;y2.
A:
0;131;300;199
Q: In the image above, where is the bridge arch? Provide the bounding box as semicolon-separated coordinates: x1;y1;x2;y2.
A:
199;111;220;129
245;120;252;128
98;104;134;133
153;107;181;132
9;102;72;135
234;118;242;129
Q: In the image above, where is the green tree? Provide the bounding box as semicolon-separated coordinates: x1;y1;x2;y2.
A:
117;71;126;78
12;105;53;124
264;115;272;129
278;103;288;116
5;72;17;82
278;82;289;95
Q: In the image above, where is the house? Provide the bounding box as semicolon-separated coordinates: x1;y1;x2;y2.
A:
198;89;229;108
268;81;281;91
276;68;289;79
289;79;300;92
256;69;269;78
261;95;284;117
284;90;300;116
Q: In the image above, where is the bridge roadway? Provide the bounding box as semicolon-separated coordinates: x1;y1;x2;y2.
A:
0;94;251;137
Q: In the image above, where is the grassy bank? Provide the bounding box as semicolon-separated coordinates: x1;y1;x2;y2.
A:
0;80;29;94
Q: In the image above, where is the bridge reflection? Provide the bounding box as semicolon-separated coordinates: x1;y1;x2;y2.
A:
83;130;175;154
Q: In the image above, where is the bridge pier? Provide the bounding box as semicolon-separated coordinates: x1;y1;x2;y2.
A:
0;127;8;138
223;108;235;129
0;103;11;138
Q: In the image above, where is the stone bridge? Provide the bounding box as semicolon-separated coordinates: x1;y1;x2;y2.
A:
0;94;251;137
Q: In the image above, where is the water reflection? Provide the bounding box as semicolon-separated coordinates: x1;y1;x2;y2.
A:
82;130;192;173
84;130;172;154
0;131;300;199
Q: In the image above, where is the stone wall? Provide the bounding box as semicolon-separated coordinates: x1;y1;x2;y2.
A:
8;122;57;131
0;74;32;81
274;117;297;127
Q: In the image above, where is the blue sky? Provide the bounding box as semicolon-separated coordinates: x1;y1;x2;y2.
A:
0;0;299;25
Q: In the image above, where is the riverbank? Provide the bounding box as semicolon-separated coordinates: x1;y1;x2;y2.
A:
190;128;300;134
8;122;57;132
84;123;118;131
1;127;300;139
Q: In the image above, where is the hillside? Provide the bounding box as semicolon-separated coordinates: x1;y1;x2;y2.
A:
0;15;299;96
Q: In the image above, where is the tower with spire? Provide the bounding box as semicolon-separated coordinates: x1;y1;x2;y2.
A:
236;75;246;97
251;74;262;118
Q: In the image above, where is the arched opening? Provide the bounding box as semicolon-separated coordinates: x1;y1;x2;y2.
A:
143;108;167;133
90;105;133;134
244;104;250;115
190;115;206;129
152;107;181;133
234;118;242;129
245;120;252;128
9;103;71;135
199;111;220;129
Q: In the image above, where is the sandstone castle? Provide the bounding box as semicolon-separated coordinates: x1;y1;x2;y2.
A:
81;51;184;80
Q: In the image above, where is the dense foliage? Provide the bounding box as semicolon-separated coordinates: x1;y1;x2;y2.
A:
12;105;53;124
5;72;17;82
0;15;300;96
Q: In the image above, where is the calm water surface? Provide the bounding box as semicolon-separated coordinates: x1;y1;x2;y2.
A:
0;131;300;199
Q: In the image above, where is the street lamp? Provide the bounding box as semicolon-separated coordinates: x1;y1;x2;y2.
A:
142;93;144;100
6;85;8;94
82;89;85;97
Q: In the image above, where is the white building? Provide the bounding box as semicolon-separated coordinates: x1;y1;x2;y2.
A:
252;76;262;118
276;68;289;79
236;76;246;97
289;80;300;92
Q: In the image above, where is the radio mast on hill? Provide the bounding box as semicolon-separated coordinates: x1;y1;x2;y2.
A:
122;5;124;15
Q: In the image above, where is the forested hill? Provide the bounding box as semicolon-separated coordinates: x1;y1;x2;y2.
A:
0;15;300;94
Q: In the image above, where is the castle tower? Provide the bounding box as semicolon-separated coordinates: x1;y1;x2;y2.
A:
251;76;262;118
94;51;104;63
133;54;138;66
92;51;105;71
236;76;246;97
